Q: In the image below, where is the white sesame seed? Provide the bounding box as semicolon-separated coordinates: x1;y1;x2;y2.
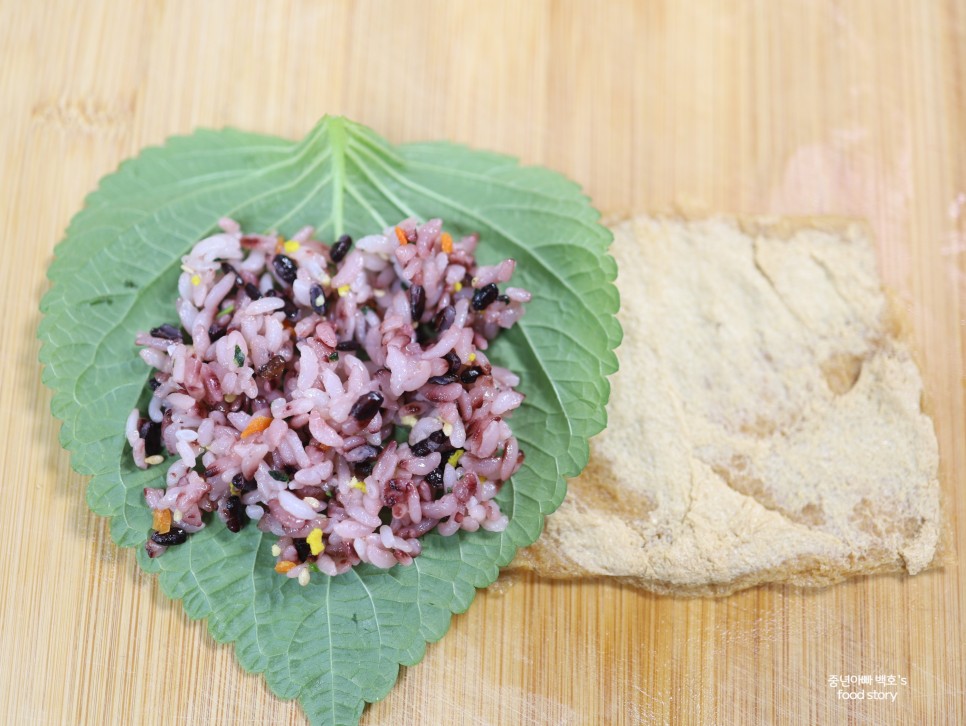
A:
223;393;237;403
303;497;321;510
271;544;281;557
298;569;311;586
144;455;164;466
172;509;183;522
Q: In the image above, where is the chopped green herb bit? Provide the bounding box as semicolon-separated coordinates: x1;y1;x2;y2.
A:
269;470;289;482
233;345;244;367
328;352;339;361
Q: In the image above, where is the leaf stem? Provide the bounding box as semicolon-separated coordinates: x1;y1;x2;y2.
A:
327;116;347;237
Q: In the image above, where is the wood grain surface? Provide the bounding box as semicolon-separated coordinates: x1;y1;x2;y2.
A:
1;1;964;724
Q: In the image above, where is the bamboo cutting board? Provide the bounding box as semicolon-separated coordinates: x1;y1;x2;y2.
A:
1;1;964;723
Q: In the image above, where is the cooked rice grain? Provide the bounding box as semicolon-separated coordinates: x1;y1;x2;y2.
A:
132;218;526;579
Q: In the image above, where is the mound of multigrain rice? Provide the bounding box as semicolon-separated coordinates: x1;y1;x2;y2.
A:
127;217;529;584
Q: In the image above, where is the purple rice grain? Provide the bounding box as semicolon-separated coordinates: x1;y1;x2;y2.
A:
349;391;384;424
434;305;455;333
151;323;183;341
257;355;286;380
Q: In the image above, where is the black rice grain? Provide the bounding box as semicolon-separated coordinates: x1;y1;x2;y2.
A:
151;526;187;546
409;284;426;322
224;495;247;533
411;429;449;457
330;234;353;263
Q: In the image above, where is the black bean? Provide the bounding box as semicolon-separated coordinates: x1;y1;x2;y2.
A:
428;373;458;385
138;419;162;457
272;254;298;284
349;391;384;424
353;459;376;477
460;367;482;385
232;473;257;493
281;297;300;322
409;284;425;322
224;495;247;533
411;429;449;457
433;305;455;333
497;294;511;303
151;526;187;546
263;288;280;297
148;377;161;391
471;283;499;310
293;538;311;562
208;322;227;342
308;283;327;315
244;282;262;300
335;340;357;351
443;351;461;374
379;507;393;526
426;460;446;494
330;234;353;263
151;323;183;341
256;355;286;380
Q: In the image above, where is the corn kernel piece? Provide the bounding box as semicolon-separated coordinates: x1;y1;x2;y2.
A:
337;284;351;297
190;274;201;286
448;449;465;468
307;528;325;556
283;240;300;254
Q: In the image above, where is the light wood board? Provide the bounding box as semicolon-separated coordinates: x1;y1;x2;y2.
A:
1;1;964;723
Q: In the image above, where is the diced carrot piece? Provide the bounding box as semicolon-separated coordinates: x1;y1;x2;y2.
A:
275;561;296;574
152;509;172;534
440;232;453;253
395;226;408;245
241;415;272;439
